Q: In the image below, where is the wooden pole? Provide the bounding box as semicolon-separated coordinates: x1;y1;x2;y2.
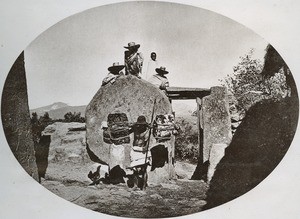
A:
196;97;203;164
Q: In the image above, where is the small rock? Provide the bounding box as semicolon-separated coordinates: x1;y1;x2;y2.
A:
150;194;163;200
191;200;207;206
111;189;131;198
160;183;181;190
178;199;189;205
68;153;80;158
231;113;240;122
132;190;147;196
55;148;64;153
231;121;241;129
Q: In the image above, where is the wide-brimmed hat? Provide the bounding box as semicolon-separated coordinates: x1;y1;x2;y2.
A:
108;62;125;72
155;66;169;75
135;116;147;125
124;42;140;49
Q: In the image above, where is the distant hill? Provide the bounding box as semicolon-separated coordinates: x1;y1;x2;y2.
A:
30;100;195;120
30;102;86;120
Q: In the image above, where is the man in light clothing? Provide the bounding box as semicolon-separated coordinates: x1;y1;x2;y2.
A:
148;66;169;91
144;52;159;80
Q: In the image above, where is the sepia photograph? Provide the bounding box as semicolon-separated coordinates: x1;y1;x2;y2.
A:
0;1;300;218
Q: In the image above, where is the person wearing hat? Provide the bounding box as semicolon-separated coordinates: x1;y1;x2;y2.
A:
148;66;170;90
102;62;125;86
129;115;151;151
128;115;151;189
124;42;144;78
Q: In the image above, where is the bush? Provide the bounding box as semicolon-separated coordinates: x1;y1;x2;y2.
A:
63;112;85;123
220;49;289;120
175;118;198;163
31;112;54;144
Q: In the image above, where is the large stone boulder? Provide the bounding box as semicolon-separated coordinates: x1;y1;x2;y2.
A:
204;96;299;209
42;122;88;163
1;51;39;181
86;75;175;182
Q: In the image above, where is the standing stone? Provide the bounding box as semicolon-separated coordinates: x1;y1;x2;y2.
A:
108;144;126;169
35;135;51;182
207;143;227;182
202;86;232;162
1;51;39;181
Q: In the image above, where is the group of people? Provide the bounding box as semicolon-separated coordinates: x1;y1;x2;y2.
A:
102;41;169;91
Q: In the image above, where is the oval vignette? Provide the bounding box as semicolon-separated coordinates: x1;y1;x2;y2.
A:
1;1;299;218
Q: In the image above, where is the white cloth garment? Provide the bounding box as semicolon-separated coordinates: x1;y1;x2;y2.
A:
144;59;159;80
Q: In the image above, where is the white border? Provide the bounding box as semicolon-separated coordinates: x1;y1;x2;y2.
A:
1;1;300;218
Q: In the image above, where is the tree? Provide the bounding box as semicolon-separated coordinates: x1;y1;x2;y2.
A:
39;112;52;125
175;118;198;163
31;112;53;144
64;112;85;123
261;44;297;98
31;112;39;124
220;49;289;114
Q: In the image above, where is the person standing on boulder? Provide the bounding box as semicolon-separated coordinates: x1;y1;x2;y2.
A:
124;42;144;78
144;52;159;80
148;66;169;91
102;62;125;86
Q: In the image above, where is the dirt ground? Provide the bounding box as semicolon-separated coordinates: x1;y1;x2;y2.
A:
42;161;208;218
39;122;208;217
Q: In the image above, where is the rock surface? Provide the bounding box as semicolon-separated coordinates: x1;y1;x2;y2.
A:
86;75;175;182
43;122;88;163
207;143;227;182
34;121;206;217
204;96;299;209
202;86;232;162
1;51;38;180
42;160;208;218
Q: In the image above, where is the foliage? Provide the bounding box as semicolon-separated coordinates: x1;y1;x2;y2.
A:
63;112;85;123
220;49;289;114
31;112;38;124
175;118;199;163
31;112;54;144
38;112;52;124
31;111;85;144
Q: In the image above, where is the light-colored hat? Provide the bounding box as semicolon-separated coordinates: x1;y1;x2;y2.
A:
108;62;125;72
155;66;169;75
124;42;140;49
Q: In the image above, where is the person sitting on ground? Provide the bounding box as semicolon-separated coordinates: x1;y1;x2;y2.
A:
102;62;124;86
124;42;144;78
148;66;169;91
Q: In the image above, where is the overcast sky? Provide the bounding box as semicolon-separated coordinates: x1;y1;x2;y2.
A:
24;1;267;109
